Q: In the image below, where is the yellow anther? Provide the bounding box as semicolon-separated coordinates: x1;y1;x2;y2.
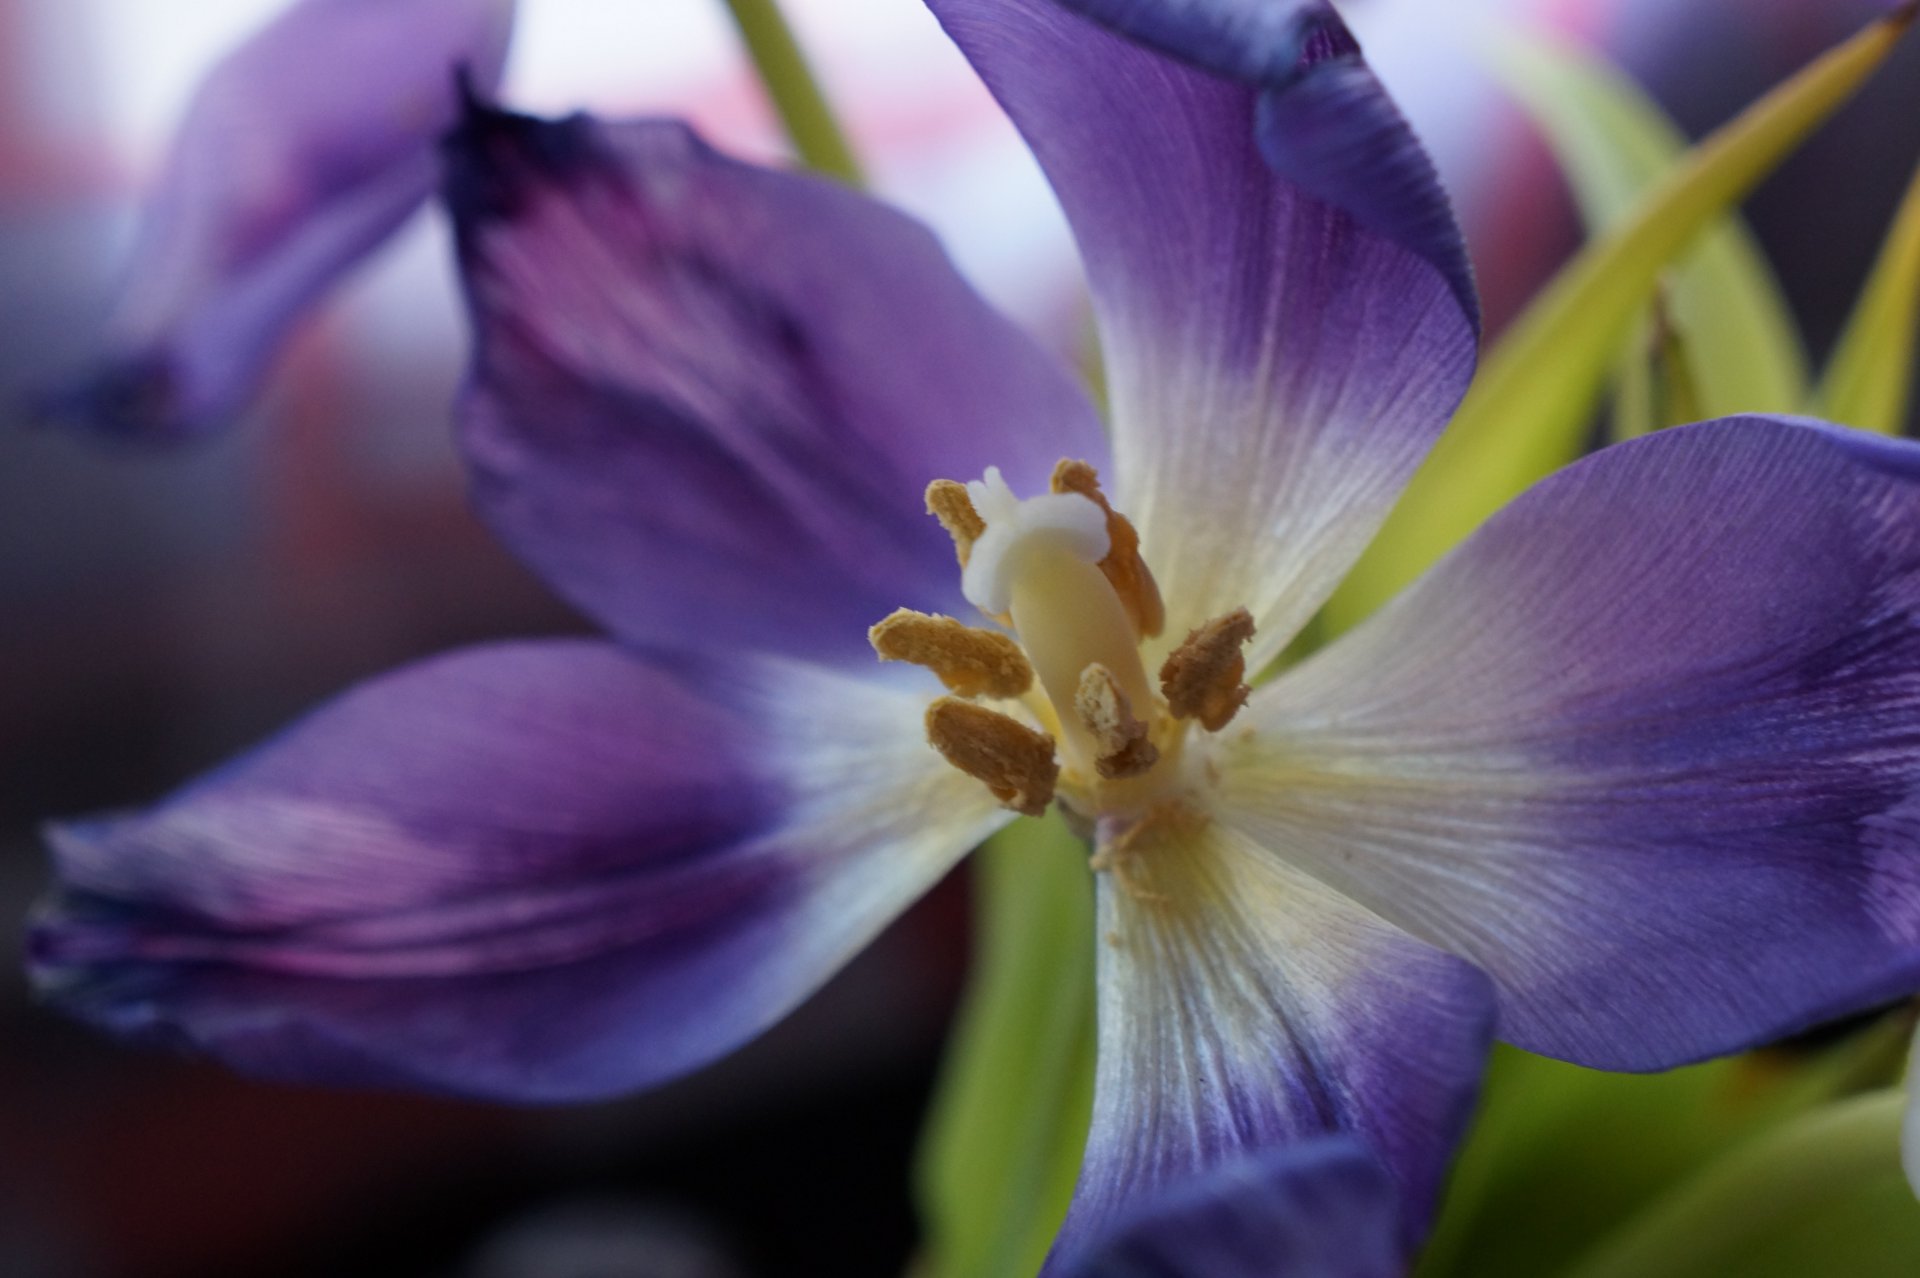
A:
1160;607;1256;732
926;697;1059;817
926;480;986;567
1050;459;1165;639
1074;663;1160;780
869;609;1034;699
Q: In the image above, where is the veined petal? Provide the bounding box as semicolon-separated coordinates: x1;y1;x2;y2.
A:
30;642;1007;1100
1222;416;1920;1071
55;0;517;440
1066;1137;1402;1278
1051;814;1492;1267
446;105;1106;665
926;0;1479;668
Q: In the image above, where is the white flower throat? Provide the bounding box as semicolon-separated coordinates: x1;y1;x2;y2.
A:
869;460;1255;833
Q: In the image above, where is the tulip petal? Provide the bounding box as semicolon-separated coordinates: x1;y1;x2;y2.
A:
1223;416;1920;1071
30;642;1007;1099
1065;1137;1401;1278
55;0;517;439
927;0;1478;667
446;105;1106;665
1052;813;1492;1264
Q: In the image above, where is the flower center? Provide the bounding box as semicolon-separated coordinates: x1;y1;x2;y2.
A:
870;459;1256;828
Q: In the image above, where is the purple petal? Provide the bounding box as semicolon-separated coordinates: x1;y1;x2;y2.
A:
926;0;1479;667
1067;1138;1402;1278
1046;0;1477;315
445;105;1106;665
1050;817;1492;1268
1226;416;1920;1071
30;642;1008;1099
53;0;517;440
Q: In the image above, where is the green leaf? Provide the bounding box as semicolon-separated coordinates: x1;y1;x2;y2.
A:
1815;160;1920;434
1496;34;1807;437
915;814;1095;1278
1561;1091;1919;1278
1327;6;1915;632
1416;1050;1783;1278
1418;1016;1915;1278
1610;291;1710;438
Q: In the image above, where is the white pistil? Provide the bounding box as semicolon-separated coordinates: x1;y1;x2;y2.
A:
959;467;1109;613
1010;548;1154;767
960;468;1155;771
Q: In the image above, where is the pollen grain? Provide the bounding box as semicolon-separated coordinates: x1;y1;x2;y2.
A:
869;609;1033;699
1074;663;1160;780
1160;607;1256;732
1089;802;1206;904
925;697;1058;817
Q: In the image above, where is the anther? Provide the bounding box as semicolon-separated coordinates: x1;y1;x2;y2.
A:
926;480;986;567
869;609;1033;699
1160;607;1256;731
1050;459;1165;639
1074;663;1160;780
926;697;1059;817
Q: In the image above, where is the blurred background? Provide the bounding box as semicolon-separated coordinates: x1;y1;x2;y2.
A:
1;0;1915;1274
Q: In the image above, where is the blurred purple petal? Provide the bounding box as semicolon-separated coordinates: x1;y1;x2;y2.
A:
927;0;1478;668
1226;416;1920;1071
1050;818;1492;1266
1067;1138;1401;1278
55;0;517;441
30;642;1008;1099
445;105;1106;664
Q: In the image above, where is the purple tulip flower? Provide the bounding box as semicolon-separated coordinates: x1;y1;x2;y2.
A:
52;0;517;440
29;0;1920;1267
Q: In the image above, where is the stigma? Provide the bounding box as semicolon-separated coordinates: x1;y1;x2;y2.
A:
872;460;1257;825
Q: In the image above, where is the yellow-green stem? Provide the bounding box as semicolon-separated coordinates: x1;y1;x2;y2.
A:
720;0;865;185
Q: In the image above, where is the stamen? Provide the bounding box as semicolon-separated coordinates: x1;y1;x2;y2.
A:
1160;608;1256;731
1074;663;1160;780
926;480;986;567
869;609;1033;699
1050;459;1165;639
926;697;1059;817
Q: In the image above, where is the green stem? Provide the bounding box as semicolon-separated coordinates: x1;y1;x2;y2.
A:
1560;1091;1907;1278
913;815;1096;1278
719;0;865;185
